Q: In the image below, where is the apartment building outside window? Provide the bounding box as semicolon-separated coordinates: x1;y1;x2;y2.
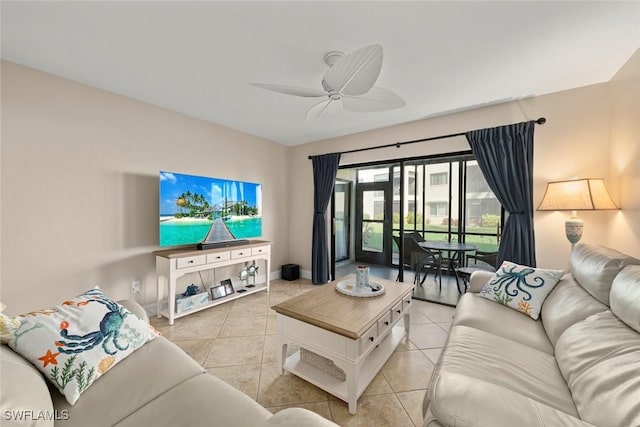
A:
345;153;502;267
427;202;449;217
429;172;448;186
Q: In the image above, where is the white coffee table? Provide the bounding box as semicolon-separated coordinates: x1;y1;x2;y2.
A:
271;275;414;414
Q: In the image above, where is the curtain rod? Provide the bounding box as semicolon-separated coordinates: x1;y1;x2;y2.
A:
308;117;546;159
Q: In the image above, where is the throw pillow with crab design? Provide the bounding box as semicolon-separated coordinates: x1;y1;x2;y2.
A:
2;288;158;404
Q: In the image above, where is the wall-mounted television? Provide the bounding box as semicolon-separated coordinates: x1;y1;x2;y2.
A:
159;171;262;248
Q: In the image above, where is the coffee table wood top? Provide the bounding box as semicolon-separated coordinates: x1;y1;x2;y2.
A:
271;275;414;339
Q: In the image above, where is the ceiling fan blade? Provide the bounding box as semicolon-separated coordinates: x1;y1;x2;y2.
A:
342;87;406;112
323;44;383;96
306;99;342;120
251;83;326;97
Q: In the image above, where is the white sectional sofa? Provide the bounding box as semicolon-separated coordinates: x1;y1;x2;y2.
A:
0;299;339;427
423;243;640;427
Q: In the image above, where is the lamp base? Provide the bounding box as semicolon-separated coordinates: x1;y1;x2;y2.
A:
565;217;584;248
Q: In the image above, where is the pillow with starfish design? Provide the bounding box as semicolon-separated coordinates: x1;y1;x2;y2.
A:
2;289;158;405
479;261;565;319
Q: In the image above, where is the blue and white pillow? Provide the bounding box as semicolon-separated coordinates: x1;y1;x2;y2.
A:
480;261;564;319
2;289;158;404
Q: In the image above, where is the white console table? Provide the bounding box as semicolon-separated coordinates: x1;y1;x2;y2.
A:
154;240;271;325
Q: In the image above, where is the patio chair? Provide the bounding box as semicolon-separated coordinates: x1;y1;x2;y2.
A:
400;235;443;287
467;250;498;269
403;231;425;242
455;250;498;293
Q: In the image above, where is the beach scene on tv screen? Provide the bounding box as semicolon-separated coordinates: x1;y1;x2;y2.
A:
159;171;262;247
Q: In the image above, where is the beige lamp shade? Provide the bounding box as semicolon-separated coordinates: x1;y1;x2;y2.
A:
538;178;618;248
537;178;619;211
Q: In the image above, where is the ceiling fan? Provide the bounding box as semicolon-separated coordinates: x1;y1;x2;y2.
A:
251;44;405;120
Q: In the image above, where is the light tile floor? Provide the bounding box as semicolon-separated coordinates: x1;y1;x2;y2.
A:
151;278;455;427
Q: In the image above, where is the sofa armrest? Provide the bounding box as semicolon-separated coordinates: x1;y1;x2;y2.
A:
265;408;340;427
467;271;495;293
118;299;149;323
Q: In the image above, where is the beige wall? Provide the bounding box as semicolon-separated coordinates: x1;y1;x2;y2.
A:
608;49;640;258
2;51;637;313
1;61;290;314
289;82;617;272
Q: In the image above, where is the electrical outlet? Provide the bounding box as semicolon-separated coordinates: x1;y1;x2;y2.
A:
131;280;141;294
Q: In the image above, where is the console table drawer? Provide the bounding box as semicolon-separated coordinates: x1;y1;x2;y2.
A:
403;294;412;312
206;251;231;263
391;300;404;323
176;255;206;269
231;248;251;259
251;245;269;256
359;323;378;355
377;311;392;336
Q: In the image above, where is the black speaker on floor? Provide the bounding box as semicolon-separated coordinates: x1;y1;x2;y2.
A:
281;264;300;281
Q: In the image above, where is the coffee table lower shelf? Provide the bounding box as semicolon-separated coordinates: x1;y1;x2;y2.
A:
282;323;407;412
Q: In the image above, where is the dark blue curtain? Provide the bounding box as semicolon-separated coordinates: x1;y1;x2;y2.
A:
311;153;341;284
466;121;536;267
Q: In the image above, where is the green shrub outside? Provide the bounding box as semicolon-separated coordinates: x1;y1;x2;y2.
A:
481;214;500;227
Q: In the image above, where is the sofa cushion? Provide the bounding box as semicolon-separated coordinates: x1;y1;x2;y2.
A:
3;289;158;405
479;261;564;319
422;406;446;427
570;243;640;306
428;372;592;427
453;293;554;354
431;325;578;416
114;373;272;427
555;310;640;427
265;408;342;427
50;336;205;427
610;265;640;333
541;273;608;346
0;345;55;427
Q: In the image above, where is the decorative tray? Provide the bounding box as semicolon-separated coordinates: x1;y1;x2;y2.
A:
335;279;385;298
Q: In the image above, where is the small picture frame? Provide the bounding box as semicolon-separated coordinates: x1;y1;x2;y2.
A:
221;279;234;296
210;285;226;300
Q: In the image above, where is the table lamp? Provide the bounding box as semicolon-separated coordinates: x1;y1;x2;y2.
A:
537;178;618;248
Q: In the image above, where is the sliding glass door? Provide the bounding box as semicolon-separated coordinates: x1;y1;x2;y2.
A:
334;181;350;262
397;157;501;254
354;167;392;265
463;160;501;251
333;153;501;279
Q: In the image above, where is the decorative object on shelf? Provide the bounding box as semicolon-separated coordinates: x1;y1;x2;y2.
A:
176;292;209;313
182;284;200;297
335;279;385;297
300;348;346;381
238;266;249;287
221;279;234;295
209;285;226;300
355;265;370;292
537;178;619;249
246;261;259;288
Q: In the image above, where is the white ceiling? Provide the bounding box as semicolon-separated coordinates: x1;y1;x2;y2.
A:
2;1;639;146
